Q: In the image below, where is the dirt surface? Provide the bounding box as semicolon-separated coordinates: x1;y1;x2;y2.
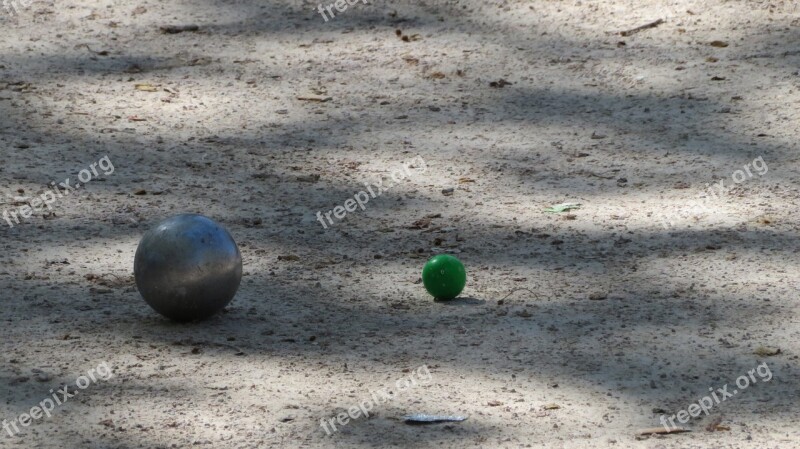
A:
1;0;800;448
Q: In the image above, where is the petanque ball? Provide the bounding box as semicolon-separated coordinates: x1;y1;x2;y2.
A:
422;254;466;300
134;214;242;322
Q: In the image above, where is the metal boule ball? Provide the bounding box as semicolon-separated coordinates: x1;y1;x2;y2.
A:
134;214;243;322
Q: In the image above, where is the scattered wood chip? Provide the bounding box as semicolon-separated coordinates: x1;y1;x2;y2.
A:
709;40;729;48
487;400;503;407
711;76;726;81
589;292;608;301
400;34;421;42
755;215;775;226
754;346;780;356
543;403;561;410
134;83;158;92
187;57;212;66
408;214;441;230
489;79;513;88
295;174;320;183
705;416;724;432
619;18;664;37
277;254;300;262
409;217;433;229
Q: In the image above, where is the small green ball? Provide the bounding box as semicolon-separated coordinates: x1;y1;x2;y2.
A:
422;254;466;300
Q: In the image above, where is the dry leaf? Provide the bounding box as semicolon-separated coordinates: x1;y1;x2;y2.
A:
99;419;114;428
489;79;512;88
409;217;433;229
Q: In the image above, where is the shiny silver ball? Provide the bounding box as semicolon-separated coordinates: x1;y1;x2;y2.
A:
134;214;243;322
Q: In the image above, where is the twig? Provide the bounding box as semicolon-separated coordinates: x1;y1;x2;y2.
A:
498;288;541;302
620;19;664;37
214;342;246;355
297;96;332;102
160;25;199;34
183;339;246;356
638;427;691;435
74;44;109;56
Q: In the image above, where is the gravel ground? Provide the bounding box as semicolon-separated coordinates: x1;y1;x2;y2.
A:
1;0;800;448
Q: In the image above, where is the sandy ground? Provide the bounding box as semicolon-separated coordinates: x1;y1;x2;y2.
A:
1;0;800;447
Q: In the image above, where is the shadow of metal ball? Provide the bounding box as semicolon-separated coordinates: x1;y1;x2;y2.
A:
134;214;243;322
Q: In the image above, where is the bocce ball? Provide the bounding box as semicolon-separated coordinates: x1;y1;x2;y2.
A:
134;214;242;322
422;254;466;300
